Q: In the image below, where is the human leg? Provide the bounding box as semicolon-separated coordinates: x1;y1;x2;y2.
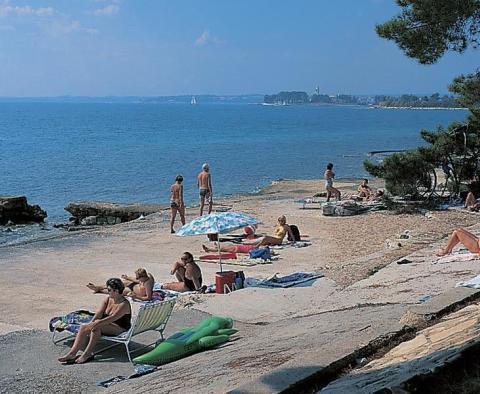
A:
170;206;178;233
202;243;235;253
162;281;190;292
437;228;480;256
86;283;107;293
199;194;205;216
179;205;186;225
257;236;282;247
58;324;91;362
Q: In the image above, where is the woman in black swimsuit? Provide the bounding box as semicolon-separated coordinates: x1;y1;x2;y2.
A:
162;252;203;292
58;278;132;364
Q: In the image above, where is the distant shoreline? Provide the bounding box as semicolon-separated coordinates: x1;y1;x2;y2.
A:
375;105;467;111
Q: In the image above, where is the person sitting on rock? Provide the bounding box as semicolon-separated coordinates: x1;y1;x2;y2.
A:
87;268;155;301
162;252;204;292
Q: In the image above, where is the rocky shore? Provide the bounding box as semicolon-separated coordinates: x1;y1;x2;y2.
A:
0;195;47;225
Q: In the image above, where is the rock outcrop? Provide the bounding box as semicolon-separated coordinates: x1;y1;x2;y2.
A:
0;196;47;225
65;201;166;225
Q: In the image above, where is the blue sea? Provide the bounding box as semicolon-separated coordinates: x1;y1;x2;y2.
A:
0;100;467;244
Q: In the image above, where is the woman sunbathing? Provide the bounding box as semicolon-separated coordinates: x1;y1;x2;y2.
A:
436;227;480;256
162;252;204;292
202;243;257;254
87;268;154;301
245;215;295;247
58;278;131;364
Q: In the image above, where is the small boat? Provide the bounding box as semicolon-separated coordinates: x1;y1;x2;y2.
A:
191;96;197;105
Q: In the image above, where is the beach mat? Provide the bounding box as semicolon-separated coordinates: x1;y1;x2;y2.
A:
246;271;324;288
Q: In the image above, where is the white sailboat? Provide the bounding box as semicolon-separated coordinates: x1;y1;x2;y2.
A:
191;96;197;105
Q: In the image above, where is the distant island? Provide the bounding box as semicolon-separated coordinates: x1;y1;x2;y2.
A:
263;91;464;109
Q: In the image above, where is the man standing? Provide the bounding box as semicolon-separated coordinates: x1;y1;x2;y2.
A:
197;163;213;215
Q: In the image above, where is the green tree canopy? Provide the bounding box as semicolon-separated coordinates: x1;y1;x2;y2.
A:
376;0;480;64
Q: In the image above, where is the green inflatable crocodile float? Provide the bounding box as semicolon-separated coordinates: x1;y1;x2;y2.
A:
133;316;237;366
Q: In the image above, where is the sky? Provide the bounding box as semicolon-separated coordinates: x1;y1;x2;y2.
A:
0;0;478;96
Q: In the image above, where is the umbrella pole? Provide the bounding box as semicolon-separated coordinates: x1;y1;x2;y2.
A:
217;234;222;272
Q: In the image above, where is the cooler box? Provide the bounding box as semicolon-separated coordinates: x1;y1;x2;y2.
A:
215;271;236;294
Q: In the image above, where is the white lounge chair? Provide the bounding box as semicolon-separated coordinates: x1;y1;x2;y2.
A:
52;299;175;362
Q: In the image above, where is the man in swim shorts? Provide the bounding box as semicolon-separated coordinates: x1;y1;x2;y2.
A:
197;163;213;215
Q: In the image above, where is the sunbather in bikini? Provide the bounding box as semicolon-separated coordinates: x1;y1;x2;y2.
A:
87;268;155;301
162;252;204;292
436;227;480;256
245;215;295;247
202;243;257;254
59;278;131;364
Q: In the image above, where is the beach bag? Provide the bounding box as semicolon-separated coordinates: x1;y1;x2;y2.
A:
249;247;271;261
235;271;245;289
288;225;301;242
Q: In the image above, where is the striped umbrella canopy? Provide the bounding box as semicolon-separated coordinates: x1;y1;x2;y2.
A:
176;211;258;236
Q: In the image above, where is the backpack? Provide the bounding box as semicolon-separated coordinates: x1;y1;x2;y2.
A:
288;225;301;242
249;247;271;261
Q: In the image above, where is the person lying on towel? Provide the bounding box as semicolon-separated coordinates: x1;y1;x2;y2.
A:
162;252;204;292
87;268;155;301
202;243;257;254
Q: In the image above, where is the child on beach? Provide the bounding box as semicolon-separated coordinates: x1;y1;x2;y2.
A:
59;278;131;364
324;163;341;202
170;175;186;233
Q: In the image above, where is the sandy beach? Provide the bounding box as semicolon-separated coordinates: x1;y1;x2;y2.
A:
1;178;479;392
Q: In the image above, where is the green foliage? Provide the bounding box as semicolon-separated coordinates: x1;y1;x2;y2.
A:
364;150;434;198
264;91;309;104
450;71;480;120
376;0;480;64
374;93;460;108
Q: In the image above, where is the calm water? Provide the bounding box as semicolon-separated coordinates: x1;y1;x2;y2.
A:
0;102;467;234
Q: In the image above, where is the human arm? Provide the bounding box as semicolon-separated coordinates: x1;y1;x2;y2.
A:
90;300;129;329
90;297;109;322
121;274;138;284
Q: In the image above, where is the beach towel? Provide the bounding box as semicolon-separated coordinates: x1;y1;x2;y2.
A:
270;241;312;250
245;271;324;288
96;364;157;388
432;251;480;265
456;274;480;289
49;310;94;333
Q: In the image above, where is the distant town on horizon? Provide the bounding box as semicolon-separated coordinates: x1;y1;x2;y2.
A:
0;91;464;109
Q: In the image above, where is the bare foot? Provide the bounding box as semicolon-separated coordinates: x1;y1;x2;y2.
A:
86;283;102;293
75;353;94;364
58;354;77;363
202;244;209;253
436;249;449;257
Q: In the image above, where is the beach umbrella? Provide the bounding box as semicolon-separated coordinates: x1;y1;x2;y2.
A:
176;211;258;272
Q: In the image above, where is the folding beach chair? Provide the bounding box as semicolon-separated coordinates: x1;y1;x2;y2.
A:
52;299;175;362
